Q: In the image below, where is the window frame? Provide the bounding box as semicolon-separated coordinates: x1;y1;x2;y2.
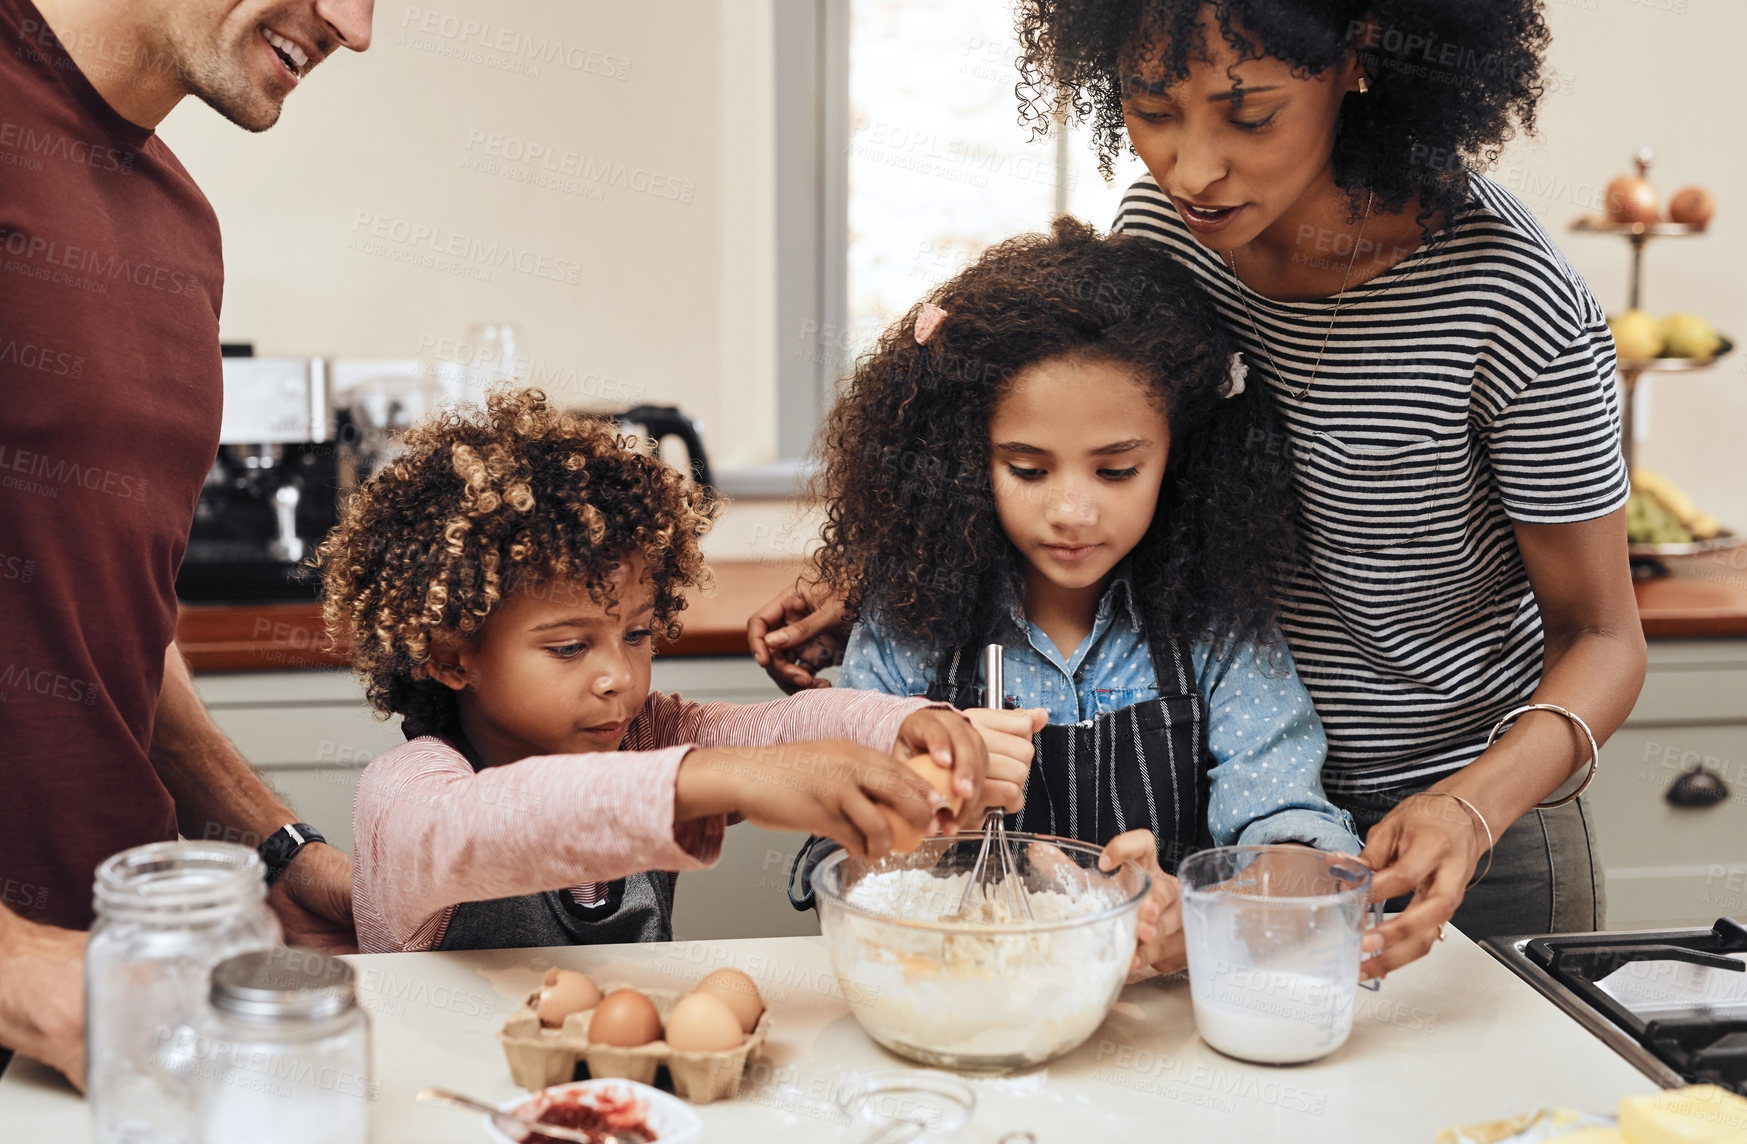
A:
740;1;1074;498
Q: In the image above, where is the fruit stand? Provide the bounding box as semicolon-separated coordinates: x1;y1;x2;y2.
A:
1576;147;1739;566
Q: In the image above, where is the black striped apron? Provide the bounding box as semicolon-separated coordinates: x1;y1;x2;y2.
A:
924;626;1214;873
787;624;1214;910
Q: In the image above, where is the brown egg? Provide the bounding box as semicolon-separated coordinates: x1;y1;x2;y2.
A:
587;989;662;1047
696;968;764;1033
536;969;602;1028
664;991;745;1052
880;754;967;853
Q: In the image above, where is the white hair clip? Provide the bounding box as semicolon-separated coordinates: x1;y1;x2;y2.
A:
1219;351;1248;399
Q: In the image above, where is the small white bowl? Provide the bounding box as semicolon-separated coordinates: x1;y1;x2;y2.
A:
483;1078;702;1144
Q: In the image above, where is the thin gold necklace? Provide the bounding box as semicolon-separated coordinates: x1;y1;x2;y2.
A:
1223;191;1374;401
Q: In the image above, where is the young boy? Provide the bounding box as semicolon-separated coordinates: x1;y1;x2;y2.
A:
318;390;987;952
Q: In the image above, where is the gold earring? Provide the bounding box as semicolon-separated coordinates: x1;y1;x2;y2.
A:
1357;76;1370;94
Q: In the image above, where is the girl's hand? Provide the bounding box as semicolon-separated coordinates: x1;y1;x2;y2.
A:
747;580;851;693
893;709;990;831
678;740;942;859
1098;829;1185;981
963;707;1045;814
1357;793;1484;980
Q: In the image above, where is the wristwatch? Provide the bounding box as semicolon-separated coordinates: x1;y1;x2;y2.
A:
257;822;325;885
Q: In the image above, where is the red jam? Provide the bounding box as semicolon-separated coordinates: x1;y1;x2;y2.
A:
524;1089;657;1143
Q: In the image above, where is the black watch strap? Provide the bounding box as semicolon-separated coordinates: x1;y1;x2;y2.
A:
258;822;325;885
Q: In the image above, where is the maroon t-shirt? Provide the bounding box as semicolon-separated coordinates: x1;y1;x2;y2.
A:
1;0;224;929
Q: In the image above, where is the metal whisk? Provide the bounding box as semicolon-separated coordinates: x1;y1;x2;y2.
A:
950;645;1033;922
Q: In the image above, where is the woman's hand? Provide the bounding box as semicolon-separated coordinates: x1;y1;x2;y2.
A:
964;707;1045;814
747;580;851;693
893;708;991;831
1357;792;1484;979
1099;829;1185;980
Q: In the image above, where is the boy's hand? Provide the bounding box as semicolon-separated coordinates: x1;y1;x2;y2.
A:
893;708;989;831
964;707;1044;814
677;740;942;859
1099;829;1185;981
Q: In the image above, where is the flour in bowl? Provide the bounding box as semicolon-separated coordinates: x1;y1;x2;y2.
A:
828;867;1135;1064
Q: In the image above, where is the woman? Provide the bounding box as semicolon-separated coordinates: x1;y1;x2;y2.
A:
750;0;1645;978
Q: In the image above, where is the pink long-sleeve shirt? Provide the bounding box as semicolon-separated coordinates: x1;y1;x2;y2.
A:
352;686;936;952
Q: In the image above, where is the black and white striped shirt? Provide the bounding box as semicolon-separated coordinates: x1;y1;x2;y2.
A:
1115;173;1629;796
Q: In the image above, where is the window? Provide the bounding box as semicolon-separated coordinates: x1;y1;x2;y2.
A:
766;0;1146;483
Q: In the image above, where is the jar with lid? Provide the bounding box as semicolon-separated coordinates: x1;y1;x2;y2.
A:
86;841;281;1144
197;948;372;1144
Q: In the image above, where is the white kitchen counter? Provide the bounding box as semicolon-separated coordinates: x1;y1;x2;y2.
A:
0;929;1656;1142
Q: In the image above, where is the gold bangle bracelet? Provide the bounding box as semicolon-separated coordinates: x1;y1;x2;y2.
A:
1485;702;1600;809
1416;791;1495;888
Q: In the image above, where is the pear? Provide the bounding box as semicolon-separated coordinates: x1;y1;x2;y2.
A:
1608;310;1664;362
1660;313;1722;359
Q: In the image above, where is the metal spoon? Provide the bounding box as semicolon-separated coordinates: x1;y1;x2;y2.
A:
416;1086;639;1144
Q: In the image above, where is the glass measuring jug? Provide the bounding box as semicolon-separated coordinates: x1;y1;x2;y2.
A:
1180;845;1381;1065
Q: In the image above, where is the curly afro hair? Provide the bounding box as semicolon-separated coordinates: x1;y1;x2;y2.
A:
315;388;719;738
813;216;1297;662
1016;0;1552;226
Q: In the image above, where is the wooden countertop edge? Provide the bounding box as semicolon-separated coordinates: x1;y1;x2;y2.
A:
177;560;812;672
1636;612;1747;639
176;560;1747;673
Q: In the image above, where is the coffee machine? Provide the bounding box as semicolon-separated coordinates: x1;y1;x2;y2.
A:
176;350;346;602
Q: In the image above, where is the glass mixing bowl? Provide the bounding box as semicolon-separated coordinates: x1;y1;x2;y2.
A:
811;833;1149;1072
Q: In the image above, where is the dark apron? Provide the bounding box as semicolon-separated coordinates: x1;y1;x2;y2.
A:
435;872;674;951
788;623;1213;909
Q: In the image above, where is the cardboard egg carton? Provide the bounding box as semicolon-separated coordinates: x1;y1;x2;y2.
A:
497;983;770;1105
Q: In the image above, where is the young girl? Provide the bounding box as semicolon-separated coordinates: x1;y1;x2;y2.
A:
317;390;987;953
790;219;1362;975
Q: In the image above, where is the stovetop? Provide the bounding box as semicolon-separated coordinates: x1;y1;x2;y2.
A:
1483;917;1747;1094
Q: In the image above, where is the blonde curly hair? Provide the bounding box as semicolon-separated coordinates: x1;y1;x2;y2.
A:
315;388;719;738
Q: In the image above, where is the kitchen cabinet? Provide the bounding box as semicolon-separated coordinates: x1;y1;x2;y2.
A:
1588;638;1747;929
191;659;821;942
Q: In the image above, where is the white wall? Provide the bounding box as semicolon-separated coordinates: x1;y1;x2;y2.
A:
164;0;1745;551
162;0;780;475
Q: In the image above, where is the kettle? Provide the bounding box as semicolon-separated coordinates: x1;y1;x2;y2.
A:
616;405;712;487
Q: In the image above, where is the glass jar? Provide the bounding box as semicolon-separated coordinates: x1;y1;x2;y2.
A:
86;841;281;1144
197;949;372;1144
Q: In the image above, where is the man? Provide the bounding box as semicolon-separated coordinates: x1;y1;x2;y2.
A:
0;0;375;1089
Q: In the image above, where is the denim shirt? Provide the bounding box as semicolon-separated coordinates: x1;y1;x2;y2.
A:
839;570;1362;854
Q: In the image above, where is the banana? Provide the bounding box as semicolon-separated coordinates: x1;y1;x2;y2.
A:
1632;468;1720;540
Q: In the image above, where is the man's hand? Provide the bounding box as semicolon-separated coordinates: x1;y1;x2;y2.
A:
1099;830;1185;981
0;906;88;1091
893;708;990;832
746;580;851;693
676;740;942;859
266;842;358;954
964;707;1044;814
